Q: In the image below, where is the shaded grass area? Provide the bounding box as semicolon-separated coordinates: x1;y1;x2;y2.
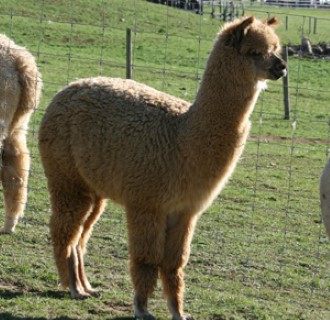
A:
0;0;330;319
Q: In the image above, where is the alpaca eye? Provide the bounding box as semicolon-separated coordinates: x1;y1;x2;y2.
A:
250;52;262;58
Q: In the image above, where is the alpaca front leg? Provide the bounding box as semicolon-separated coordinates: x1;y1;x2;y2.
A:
126;208;166;319
160;214;198;320
160;267;194;320
0;138;29;234
131;261;158;319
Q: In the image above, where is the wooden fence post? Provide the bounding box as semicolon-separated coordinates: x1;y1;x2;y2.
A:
285;15;288;31
314;17;317;34
283;46;290;120
126;28;132;79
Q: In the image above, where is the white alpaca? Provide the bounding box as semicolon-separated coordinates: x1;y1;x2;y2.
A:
320;159;330;238
39;17;286;320
0;34;42;233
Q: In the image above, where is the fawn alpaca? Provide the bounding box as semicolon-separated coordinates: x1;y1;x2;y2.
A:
320;159;330;239
0;34;42;233
39;16;286;320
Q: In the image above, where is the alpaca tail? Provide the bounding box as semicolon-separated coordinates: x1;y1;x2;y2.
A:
16;53;42;112
320;159;330;239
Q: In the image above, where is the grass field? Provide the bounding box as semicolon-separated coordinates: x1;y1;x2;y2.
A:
0;1;330;319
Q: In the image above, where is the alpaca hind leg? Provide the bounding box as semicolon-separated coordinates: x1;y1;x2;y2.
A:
76;244;99;297
126;208;166;319
49;183;95;298
159;214;198;320
68;244;89;299
76;198;106;297
0;137;30;234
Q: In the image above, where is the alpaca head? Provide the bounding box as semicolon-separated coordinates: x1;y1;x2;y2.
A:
220;16;287;81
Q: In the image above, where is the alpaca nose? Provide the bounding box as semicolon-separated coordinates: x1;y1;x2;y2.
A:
275;58;287;77
271;57;287;79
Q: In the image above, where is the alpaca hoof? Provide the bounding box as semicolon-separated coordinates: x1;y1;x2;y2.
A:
74;294;90;300
0;227;14;234
135;315;156;320
87;289;101;298
0;218;18;234
172;315;194;320
134;312;156;320
71;291;91;300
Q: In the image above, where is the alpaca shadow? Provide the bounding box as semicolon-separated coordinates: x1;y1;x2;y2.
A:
0;291;135;320
0;291;74;320
0;289;67;300
37;290;69;299
0;312;136;320
0;313;74;320
0;312;135;320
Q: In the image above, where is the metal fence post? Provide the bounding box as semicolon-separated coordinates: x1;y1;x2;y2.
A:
126;28;132;79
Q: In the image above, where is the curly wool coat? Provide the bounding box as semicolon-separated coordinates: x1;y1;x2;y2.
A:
0;34;42;233
39;16;286;320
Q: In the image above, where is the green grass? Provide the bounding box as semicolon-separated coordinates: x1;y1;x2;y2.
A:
0;0;330;319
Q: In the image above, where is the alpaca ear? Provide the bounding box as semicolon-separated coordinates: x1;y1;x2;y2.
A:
265;16;281;27
231;16;255;49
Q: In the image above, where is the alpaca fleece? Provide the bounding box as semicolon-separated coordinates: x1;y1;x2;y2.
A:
320;159;330;239
39;16;286;320
0;34;42;233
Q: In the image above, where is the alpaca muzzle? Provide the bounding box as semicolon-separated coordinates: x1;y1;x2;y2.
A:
270;57;287;79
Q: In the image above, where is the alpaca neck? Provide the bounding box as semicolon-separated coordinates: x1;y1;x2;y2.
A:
187;66;262;141
194;54;262;126
177;54;263;209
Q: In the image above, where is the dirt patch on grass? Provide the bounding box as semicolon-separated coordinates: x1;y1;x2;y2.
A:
249;135;329;145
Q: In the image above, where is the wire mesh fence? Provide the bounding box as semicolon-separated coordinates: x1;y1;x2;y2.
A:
0;0;329;319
